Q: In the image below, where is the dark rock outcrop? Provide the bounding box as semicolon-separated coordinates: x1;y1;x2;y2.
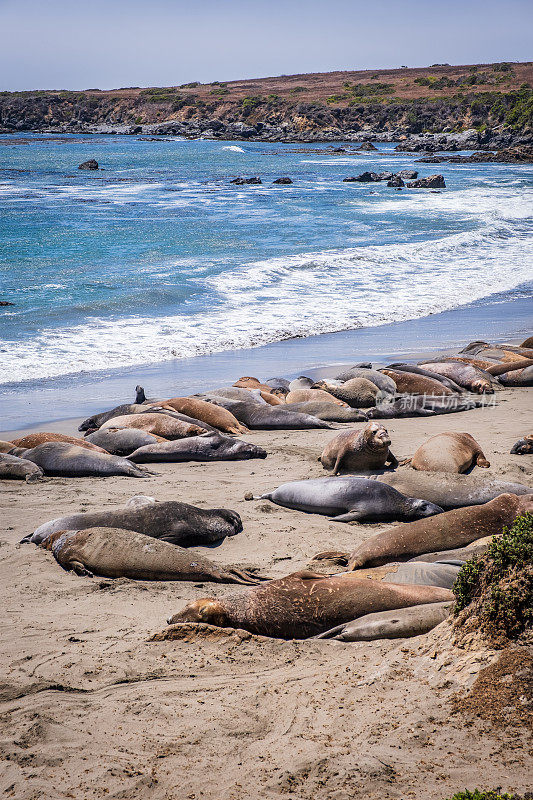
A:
387;175;405;187
272;177;293;184
357;141;378;151
396;169;418;179
230;177;262;185
406;174;446;188
78;159;99;170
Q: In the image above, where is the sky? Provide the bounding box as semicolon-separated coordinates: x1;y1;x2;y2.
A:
1;0;532;91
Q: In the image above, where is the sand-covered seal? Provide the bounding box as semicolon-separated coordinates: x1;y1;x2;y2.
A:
334;368;396;397
511;434;533;455
418;361;494;394
379;369;453;396
167;570;453;639
344;493;533;568
40;527;265;584
9;442;153;478
408;432;490;473
11;432;107;452
25;496;243;546
205;398;333;430
99;413;204;439
377;471;531;509
249;476;442;522
285;388;348;406
281;402;368;423
0;453;44;482
313;378;379;408
320;423;398;474
313;601;452;641
147;396;247;434
128;432;267;462
351;561;461;589
85;427;166;456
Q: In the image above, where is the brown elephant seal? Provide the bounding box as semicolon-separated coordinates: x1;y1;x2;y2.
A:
11;432;107;453
351;561;461;589
167;570;453;639
379;369;453;396
204;397;333;430
99;413;204;439
498;364;533;387
408;535;495;563
146;396;247;434
313;601;452;641
376;471;531;509
386;363;463;393
282;402;368;423
511;434;533;455
40;527;265;584
232;376;276;393
418;361;494;394
9;442;153;478
320;423;398;475
286;388;348;406
313;378;379;408
345;493;533;568
0;453;44;482
85;427;166;456
0;440;17;453
520;336;533;348
335;368;397;397
251;476;443;522
408;432;490;473
128;432;267;462
25;496;243;546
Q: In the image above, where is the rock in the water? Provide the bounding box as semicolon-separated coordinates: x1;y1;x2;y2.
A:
343;172;379;183
387;175;405;187
357;141;377;151
78;159;99;170
273;177;292;184
406;174;446;188
396;169;418;179
231;177;262;185
0;300;15;306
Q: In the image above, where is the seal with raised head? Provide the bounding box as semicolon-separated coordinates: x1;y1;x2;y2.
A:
285;388;348;406
379;369;453;396
25;496;243;546
85;427;166;456
320;423;398;474
40;527;266;584
11;432;107;453
0;453;44;482
344;493;533;568
282;402;368;423
9;442;153;478
408;432;490;473
99;413;204;439
313;602;452;641
418;361;494;394
511;434;533;455
250;476;443;522
167;570;453;639
128;432;267;462
205;397;334;430
377;471;531;509
313;378;380;408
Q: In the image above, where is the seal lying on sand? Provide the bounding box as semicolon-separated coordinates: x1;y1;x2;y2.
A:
379;369;453;396
320;423;398;474
11;432;107;452
342;493;533;568
313;602;452;641
206;398;334;430
25;496;243;547
408;535;495;563
40;527;265;584
511;434;533;455
145;396;247;434
352;561;461;589
249;476;443;522
418;361;494;394
128;432;267;462
313;378;379;408
281;402;368;423
367;395;483;419
386;363;463;393
0;453;44;483
85;427;166;456
9;443;153;478
167;570;453;639
79;403;148;431
334;368;396;397
377;471;531;509
408;432;490;473
285;388;348;406
99;413;205;439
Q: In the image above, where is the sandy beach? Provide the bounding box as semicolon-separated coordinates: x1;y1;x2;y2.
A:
1;340;532;798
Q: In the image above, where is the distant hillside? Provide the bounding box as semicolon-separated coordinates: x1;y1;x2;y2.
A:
1;61;532;144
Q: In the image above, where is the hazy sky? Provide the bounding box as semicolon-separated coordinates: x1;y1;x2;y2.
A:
1;0;532;91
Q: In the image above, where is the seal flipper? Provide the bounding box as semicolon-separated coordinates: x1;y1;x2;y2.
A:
311;623;347;640
386;451;399;469
476;453;490;468
68;560;94;578
329;510;365;523
311;550;349;565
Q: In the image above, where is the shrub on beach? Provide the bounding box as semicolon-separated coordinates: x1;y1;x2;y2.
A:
444;791;529;800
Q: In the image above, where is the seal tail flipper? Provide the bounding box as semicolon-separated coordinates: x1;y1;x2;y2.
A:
68;560;94;578
398;457;412;466
476;453;491;468
387;451;399;469
311;624;347;640
223;568;271;585
329;511;363;523
311;550;349;565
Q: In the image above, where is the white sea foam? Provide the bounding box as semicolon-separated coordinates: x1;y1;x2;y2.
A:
221;145;245;152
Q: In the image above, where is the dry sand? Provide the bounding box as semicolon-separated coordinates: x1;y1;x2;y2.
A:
1;384;532;799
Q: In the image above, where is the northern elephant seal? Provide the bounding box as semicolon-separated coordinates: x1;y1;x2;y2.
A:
351;561;461;589
0;453;44;483
409;432;490;473
499;364;533;387
368;395;483;419
265;377;290;390
288;377;314;391
11;432;107;453
10;443;153;478
520;336;533;348
313;602;452;641
85;427;166;456
313;378;379;408
408;535;495;563
25;497;243;547
128;432;267;462
286;388;348;406
99;413;204;439
250;476;443;522
334;368;396;397
232;376;276;393
205;398;333;430
386;363;463;393
78;403;148;431
150;396;247;433
511;434;533;455
418;361;494;394
320;423;398;474
376;471;531;509
379;369;453;396
345;493;533;568
167;570;453;639
40;527;265;584
281;402;368;423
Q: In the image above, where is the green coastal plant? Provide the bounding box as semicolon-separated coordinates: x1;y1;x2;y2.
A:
444;791;516;800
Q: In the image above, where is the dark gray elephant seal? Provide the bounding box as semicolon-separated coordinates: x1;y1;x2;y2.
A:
334;368;396;397
379;369;454;396
266;377;290;390
313;602;452;641
249;476;443;522
368;394;483;419
511;434;533;455
386;363;463;393
320;423;398;474
377;471;531;509
282;402;368;423
418;361;494;394
85;427;166;456
288;377;314;391
206;398;333;430
24;497;243;547
352;561;461;589
0;453;44;483
408;535;495;563
9;443;153;478
40;527;266;584
79;403;147;431
128;433;267;462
